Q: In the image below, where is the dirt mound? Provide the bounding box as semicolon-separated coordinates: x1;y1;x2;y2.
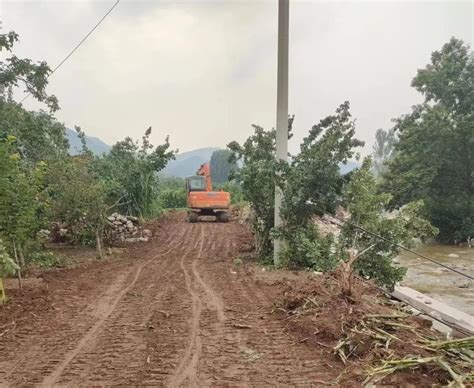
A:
276;274;473;386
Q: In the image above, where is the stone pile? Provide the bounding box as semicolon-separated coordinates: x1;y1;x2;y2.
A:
106;213;152;244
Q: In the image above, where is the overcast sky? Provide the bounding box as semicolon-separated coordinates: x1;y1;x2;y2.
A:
1;0;473;155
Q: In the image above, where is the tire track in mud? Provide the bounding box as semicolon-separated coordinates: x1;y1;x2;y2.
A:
169;223;229;387
1;216;340;386
59;225;197;385
197;222;336;386
168;225;206;387
41;225;190;387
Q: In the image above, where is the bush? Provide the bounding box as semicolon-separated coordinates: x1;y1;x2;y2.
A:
214;181;245;204
157;188;187;209
279;225;336;270
338;158;438;289
28;251;63;268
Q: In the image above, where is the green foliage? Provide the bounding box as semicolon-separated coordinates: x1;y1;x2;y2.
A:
157;188;187;209
45;155;109;245
214;180;245;204
27;251;63;268
282;101;364;228
229;103;364;265
340;158;438;288
0;31;58;112
159;176;185;190
0;239;19;277
210;149;236;183
228;125;279;258
0;136;46;265
156;176;187;209
0;99;68;163
94;127;176;218
279;226;336;271
0;239;19;303
381;38;473;242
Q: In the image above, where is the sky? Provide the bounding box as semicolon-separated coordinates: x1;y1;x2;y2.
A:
1;0;473;156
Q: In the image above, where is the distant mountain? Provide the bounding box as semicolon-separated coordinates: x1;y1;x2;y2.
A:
162;147;219;178
66;128;111;155
162;147;360;178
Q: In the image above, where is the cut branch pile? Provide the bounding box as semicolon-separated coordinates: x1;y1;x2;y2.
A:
276;273;473;386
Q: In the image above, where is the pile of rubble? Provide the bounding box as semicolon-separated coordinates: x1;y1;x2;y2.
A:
312;206;349;237
106;213;152;244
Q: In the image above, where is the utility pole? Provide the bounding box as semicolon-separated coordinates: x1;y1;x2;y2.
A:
273;0;289;266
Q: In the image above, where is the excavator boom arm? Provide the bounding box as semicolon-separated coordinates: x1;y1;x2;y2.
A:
197;162;212;192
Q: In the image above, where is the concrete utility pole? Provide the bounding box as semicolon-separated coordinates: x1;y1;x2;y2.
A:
273;0;289;266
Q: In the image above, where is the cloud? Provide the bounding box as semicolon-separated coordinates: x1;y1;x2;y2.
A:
3;0;473;155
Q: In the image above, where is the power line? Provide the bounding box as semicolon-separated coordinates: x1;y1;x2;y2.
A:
20;0;120;104
330;217;474;281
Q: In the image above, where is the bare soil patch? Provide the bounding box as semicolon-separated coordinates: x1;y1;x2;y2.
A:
0;213;471;386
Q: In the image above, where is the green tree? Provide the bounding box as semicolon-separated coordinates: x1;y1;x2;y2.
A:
281;102;364;229
229;103;364;261
372;128;397;177
95;127;176;218
46;155;110;258
210;149;236;184
228;125;280;258
0;136;45;269
339;158;437;288
0;30;62;270
0;100;68;163
0;31;58;112
382;38;473;241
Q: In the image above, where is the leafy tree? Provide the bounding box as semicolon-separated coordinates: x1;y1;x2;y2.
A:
381;38;473;241
372;128;397;177
0;100;68;163
46;155;110;258
275;102;364;268
228;125;280;257
0;136;45;269
95;127;176;218
339;158;438;288
0;30;63;270
210;149;236;183
0;31;58;112
229;103;364;261
281;102;364;228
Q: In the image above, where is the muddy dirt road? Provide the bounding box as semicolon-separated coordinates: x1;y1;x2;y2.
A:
0;215;338;386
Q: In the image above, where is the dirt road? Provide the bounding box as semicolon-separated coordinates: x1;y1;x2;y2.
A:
0;215;338;386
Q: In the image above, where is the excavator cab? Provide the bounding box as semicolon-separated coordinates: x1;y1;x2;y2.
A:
186;176;206;192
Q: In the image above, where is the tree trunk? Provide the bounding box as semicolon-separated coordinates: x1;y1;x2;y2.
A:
11;239;22;292
96;230;104;260
0;277;6;304
18;246;25;268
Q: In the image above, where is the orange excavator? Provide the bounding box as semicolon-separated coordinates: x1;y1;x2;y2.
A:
185;162;231;222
